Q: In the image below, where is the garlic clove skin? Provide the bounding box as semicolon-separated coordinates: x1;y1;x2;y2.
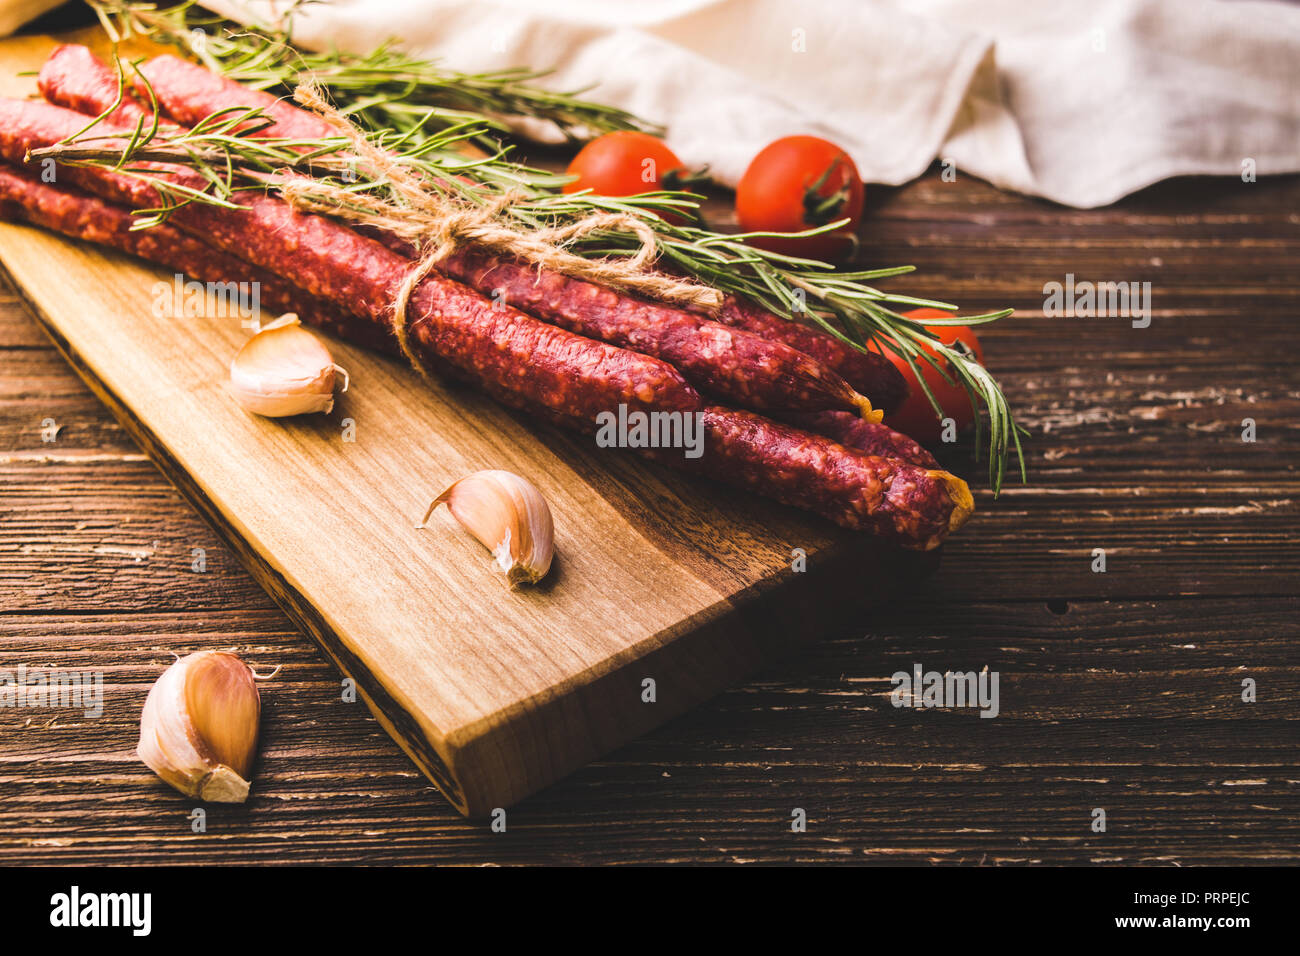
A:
137;651;262;803
229;313;345;417
422;470;555;587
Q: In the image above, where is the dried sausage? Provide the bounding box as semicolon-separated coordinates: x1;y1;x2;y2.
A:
3;95;972;548
42;47;910;417
37;44;157;130
81;49;883;420
780;411;938;468
0;164;383;344
412;392;970;550
0;98;702;424
718;295;909;413
442;248;878;418
135;54;333;140
679;408;970;550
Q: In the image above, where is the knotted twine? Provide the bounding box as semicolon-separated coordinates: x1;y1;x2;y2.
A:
281;83;722;376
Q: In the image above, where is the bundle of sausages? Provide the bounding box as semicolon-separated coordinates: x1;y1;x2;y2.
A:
0;44;974;550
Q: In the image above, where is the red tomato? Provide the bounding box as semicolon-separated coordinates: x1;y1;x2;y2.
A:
735;135;864;260
563;131;688;196
872;308;984;444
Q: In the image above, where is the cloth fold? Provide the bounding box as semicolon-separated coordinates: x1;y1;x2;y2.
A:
202;0;1300;207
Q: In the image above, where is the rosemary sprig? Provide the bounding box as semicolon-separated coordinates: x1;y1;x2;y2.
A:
90;0;656;143
66;5;1028;491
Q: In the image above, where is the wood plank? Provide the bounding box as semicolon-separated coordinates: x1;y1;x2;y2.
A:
1;598;1294;865
2;14;1297;864
3;228;1296;860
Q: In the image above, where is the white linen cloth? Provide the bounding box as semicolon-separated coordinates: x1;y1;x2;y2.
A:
201;0;1300;207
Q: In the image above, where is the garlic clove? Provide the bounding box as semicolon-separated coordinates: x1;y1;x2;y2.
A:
229;313;346;417
420;469;555;587
137;651;262;803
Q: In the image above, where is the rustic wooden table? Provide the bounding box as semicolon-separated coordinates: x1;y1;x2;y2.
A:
2;153;1297;864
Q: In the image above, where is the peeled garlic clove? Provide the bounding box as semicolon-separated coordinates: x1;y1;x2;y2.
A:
421;469;555;587
229;313;346;417
137;651;262;803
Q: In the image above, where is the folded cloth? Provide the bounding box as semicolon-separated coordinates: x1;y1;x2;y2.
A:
202;0;1300;208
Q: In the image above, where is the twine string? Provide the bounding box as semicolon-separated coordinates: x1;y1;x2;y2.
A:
286;83;720;374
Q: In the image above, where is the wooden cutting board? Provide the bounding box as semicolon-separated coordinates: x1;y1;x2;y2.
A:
0;29;936;815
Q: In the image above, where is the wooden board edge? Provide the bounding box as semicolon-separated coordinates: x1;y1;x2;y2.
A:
448;537;938;815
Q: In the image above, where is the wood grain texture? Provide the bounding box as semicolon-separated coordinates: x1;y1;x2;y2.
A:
0;31;931;817
2;17;1299;864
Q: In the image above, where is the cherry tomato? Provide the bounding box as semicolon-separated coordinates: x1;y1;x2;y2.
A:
564;131;688;197
735;135;864;260
871;308;984;444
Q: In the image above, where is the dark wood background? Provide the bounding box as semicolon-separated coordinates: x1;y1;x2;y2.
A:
2;33;1298;861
